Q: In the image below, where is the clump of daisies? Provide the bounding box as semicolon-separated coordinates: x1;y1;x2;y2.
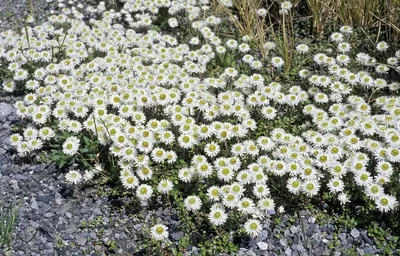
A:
1;0;399;242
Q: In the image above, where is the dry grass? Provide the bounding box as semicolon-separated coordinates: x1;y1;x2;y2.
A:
213;0;301;75
306;0;400;41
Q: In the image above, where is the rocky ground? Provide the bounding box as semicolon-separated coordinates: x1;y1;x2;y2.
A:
0;1;397;255
0;86;388;256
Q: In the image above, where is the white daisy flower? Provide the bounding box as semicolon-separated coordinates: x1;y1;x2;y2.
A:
136;184;153;201
62;136;80;156
208;208;228;226
243;219;262;238
157;179;174;194
65;170;83;184
184;195;202;211
151;224;169;241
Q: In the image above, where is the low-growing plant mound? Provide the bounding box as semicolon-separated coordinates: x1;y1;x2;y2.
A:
0;0;399;252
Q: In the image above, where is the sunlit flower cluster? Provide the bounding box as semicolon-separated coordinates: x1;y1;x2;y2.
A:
1;0;399;240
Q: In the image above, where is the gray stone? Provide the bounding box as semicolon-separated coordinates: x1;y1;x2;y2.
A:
65;226;77;234
296;244;305;252
248;238;257;247
257;242;268;250
10;179;18;190
299;210;309;217
0;103;14;118
361;232;373;245
36;195;53;203
306;224;317;237
93;208;102;215
15;174;29;180
363;247;376;254
338;233;346;241
171;231;184;241
65;212;72;219
31;200;38;210
80;232;89;238
314;247;324;255
280;238;288;247
21;226;37;241
350;228;360;239
0;155;7;165
259;230;268;241
76;236;87;246
44;212;55;218
356;248;364;255
285;247;292;256
290;226;299;234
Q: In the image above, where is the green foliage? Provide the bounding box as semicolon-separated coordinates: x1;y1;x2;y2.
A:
0;200;21;252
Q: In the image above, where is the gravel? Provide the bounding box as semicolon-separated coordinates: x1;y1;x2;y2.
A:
0;0;52;32
0;1;396;256
0;95;389;256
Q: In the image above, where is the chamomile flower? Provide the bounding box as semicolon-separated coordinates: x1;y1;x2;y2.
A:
136;166;153;180
302;179;320;197
157;179;174;194
258;197;275;212
244;219;262;238
339;25;353;34
196;162;213;178
296;44;309;54
207;186;221;201
257;136;275;151
121;174;139;189
237;197;255;214
178;133;197;149
338;193;351;205
271;57;284;68
287;177;302;194
327;178;344;193
365;183;383;199
151;224;169;241
217;167;235;182
178;167;194;183
354;171;373;187
256;8;268;17
208;208;228;226
222;193;239;209
298;69;311;78
376;41;389;52
261;106;277;120
168;18;178;28
136;184;153;201
337;42;351;53
184;195;202;211
330;32;344;42
250;60;262;70
65;170;83;184
253;184;270;199
62;136;80;156
375;194;398;212
226;39;238;49
9;134;23;146
263;41;276;51
204;142;220;158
